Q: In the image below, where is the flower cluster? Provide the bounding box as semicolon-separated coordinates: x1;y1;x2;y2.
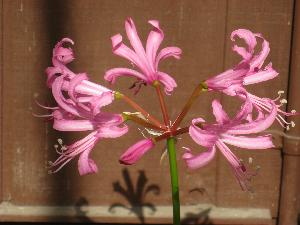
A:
41;18;297;190
43;38;128;175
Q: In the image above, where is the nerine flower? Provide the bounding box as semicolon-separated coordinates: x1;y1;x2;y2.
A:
104;17;182;94
43;38;128;175
204;29;296;129
183;97;277;190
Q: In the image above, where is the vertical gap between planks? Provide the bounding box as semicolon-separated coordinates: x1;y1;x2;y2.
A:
0;0;3;203
215;0;229;206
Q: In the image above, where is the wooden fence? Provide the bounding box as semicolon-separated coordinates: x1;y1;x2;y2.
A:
0;0;299;224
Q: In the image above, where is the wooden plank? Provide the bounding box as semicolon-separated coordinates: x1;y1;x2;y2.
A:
279;0;300;224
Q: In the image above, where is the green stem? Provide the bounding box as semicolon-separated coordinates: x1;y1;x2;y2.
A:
167;137;180;225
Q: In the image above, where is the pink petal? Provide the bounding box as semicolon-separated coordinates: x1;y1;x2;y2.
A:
189;118;218;147
52;76;81;116
228;100;277;134
111;34;150;75
155;47;182;69
104;68;147;84
96;124;129;138
53;119;94;131
243;63;278;85
216;140;250;191
146;20;164;71
119;139;154;165
231;29;257;60
212;100;230;124
157;71;177;94
90;92;114;116
62;79;110;96
78;147;98;175
94;113;124;126
45;66;61;87
125;18;151;73
53;38;75;66
205;66;248;92
68;73;89;102
221;134;274;149
183;146;216;169
249;33;270;70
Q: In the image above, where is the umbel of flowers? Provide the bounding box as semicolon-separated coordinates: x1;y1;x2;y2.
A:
39;18;297;225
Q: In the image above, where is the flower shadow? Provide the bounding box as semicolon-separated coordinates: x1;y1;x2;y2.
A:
109;168;160;224
181;208;212;225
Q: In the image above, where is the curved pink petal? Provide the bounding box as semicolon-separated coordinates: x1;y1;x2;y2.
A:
221;134;274;149
111;34;150;75
216;140;250;191
52;76;81;116
96;124;129;138
46;66;61;87
212;100;230;124
249;33;270;70
183;146;216;169
68;73;89;102
231;29;257;60
233;93;253;121
94;113;124;126
157;71;177;94
62;80;110;96
119;138;154;165
189;118;218;147
52;38;75;67
146;20;164;71
243;63;278;85
78;146;98;175
228;100;277;134
90;92;114;116
53;119;94;131
104;67;148;84
125;18;151;73
205;66;248;91
155;47;182;69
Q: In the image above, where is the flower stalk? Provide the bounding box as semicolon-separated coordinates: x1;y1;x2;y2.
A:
154;81;170;127
115;91;166;130
167;137;180;225
172;82;207;130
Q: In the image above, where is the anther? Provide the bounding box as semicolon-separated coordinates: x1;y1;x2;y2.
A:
278;90;284;95
57;138;63;145
280;99;287;104
248;157;253;164
291;109;296;114
286;125;290;131
291;121;296;128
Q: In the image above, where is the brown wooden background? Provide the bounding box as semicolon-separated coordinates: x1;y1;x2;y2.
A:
1;0;300;224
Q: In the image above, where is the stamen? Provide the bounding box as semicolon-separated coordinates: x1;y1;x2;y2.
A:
248;157;253;164
286;125;290;131
57;138;63;145
278;90;284;95
291;121;296;128
280;99;287;104
291;109;296;114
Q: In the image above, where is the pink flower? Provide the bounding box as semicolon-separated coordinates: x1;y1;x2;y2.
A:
183;98;276;190
104;18;181;94
205;29;296;129
43;38;129;175
46;38;110;97
119;138;155;165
